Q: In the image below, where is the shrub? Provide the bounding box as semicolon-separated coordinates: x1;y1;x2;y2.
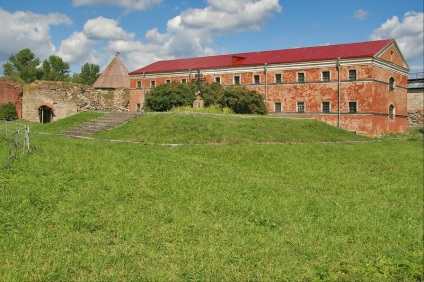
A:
144;83;196;111
218;86;267;114
0;102;18;120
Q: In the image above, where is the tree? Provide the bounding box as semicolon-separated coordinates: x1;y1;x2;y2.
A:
41;55;71;82
219;86;267;114
72;63;100;85
3;48;43;84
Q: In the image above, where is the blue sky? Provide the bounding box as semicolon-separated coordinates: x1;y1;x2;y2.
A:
0;0;422;75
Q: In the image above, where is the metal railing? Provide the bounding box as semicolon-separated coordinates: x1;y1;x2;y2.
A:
1;120;30;168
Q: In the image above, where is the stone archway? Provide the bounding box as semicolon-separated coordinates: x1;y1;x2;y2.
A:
35;102;55;123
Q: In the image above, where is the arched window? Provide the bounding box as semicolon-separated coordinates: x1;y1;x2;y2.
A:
389;104;395;119
389;77;395;91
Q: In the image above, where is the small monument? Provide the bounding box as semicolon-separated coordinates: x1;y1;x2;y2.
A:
193;91;204;109
192;70;205;109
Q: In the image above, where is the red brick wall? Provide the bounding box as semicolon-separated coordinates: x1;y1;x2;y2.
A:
0;79;23;118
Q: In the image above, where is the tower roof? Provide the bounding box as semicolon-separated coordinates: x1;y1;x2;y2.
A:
93;54;129;88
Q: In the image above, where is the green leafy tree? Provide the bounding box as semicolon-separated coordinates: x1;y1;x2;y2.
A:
145;82;196;111
3;48;43;84
219;86;267;114
199;82;224;107
0;102;18;120
72;63;100;85
41;55;71;82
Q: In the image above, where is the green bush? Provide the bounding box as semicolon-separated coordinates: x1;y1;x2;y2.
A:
219;86;267;114
0;102;18;120
144;83;196;111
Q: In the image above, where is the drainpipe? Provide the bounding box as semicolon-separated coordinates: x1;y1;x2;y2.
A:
336;58;341;128
264;63;268;111
142;72;145;109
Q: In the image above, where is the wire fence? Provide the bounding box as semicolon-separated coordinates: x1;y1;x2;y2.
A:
0;120;30;168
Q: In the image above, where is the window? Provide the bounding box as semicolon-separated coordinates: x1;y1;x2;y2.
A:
297;73;305;83
389;77;395;91
136;103;141;111
181;78;187;84
389;104;395;119
136;81;141;88
322;71;330;82
215;77;221;84
275;102;282;112
297;102;305;113
348;102;357;113
349;69;357;81
322;102;330;113
150;81;156;88
165;79;171;84
254;75;260;84
275;74;282;84
234;76;240;85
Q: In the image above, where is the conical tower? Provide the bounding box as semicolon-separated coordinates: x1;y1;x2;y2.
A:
93;53;130;89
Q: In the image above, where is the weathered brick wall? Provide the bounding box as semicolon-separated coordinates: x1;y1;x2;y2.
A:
22;81;130;122
0;78;23;118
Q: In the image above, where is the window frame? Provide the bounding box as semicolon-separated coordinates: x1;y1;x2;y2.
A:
136;81;141;89
275;73;282;84
389;104;395;119
297;101;305;113
349;69;357;81
181;78;187;84
297;72;305;83
254;74;260;84
322;71;330;82
165;79;171;84
274;102;282;112
389;77;395;91
322;101;330;113
234;75;240;85
215;77;221;84
348;101;357;113
150;80;156;88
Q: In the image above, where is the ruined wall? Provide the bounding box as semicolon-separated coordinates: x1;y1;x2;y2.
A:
22;81;130;122
0;78;23;118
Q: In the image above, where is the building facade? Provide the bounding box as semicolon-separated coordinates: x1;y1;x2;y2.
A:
128;39;410;135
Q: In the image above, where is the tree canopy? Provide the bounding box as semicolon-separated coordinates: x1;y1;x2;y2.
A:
3;48;43;84
41;55;71;82
2;48;101;85
72;63;100;85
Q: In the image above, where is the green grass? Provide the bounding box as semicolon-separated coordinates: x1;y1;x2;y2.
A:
0;112;422;281
94;112;370;144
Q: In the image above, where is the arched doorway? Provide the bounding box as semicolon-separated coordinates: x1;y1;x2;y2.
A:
38;105;53;123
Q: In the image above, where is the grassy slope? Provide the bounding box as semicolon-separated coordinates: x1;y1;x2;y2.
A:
0;112;422;281
93;112;370;144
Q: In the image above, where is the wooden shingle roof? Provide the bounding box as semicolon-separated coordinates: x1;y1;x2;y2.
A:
129;39;394;75
93;54;130;89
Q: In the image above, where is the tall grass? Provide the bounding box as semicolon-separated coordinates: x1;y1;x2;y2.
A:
0;113;422;281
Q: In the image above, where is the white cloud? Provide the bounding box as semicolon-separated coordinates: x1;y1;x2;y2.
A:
0;7;71;65
83;17;134;41
72;0;163;11
354;9;369;21
370;11;424;71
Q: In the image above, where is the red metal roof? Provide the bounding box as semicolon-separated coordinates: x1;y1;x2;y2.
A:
129;39;394;75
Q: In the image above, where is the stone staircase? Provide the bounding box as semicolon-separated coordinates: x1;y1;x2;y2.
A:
61;111;144;137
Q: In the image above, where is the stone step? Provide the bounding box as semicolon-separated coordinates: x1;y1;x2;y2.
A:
61;111;144;137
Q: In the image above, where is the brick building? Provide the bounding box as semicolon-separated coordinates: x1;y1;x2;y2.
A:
128;39;410;136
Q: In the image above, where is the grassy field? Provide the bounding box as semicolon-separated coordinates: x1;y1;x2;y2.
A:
0;113;423;281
